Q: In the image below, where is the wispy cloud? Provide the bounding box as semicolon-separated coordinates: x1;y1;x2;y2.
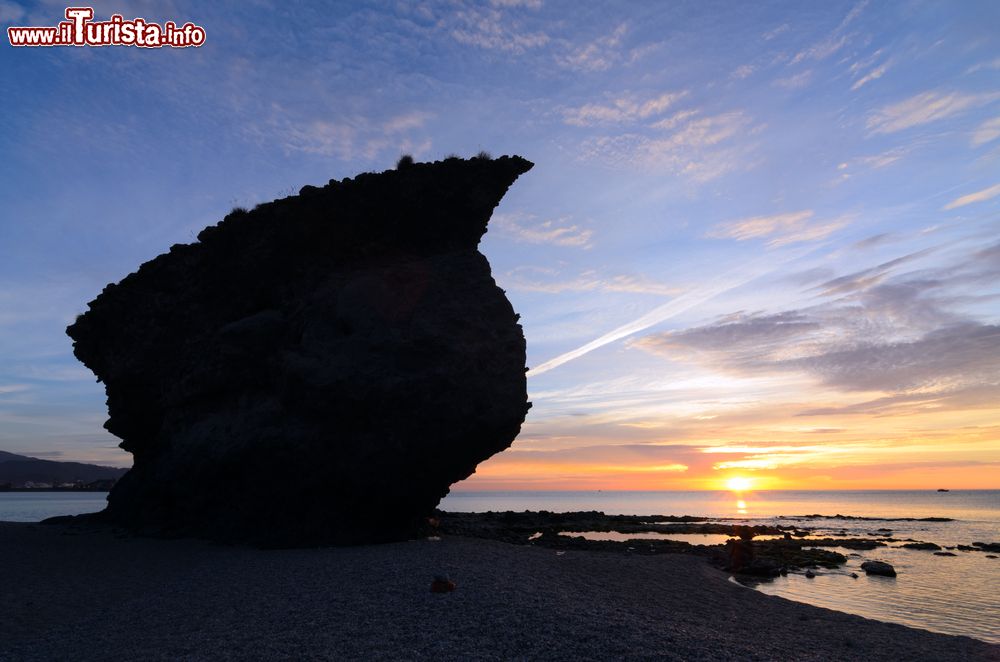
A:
815;249;935;296
848;48;884;76
662;112;747;145
837;0;869;29
834;148;907;184
492;213;594;248
943;182;1000;210
966;58;1000;74
562;91;687;126
709;210;850;247
635;243;1000;402
578;111;755;182
866;90;998;134
773;70;813;89
450;5;549;54
762;24;789;41
269;110;432;161
851;62;889;90
557;23;630;72
639;311;1000;398
791;33;849;65
710;211;814;241
490;0;542;7
971;117;1000;147
797;385;1000;418
858;148;906;168
650;109;700;130
0;0;25;23
731;64;756;80
506;267;679;296
852;233;896;250
788;2;867;66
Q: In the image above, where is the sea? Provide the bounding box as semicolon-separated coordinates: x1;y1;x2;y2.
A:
3;489;997;644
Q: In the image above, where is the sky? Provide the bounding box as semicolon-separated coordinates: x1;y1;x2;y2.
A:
2;1;999;491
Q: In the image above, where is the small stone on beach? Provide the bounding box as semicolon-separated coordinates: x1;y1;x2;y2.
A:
431;576;456;593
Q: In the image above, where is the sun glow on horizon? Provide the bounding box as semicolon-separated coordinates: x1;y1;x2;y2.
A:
725;476;754;492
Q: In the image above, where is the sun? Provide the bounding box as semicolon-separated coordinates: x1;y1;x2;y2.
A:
726;476;753;492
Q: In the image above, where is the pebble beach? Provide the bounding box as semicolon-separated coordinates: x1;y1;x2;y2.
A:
2;521;997;661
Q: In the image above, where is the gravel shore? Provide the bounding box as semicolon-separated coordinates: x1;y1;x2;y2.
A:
1;521;997;661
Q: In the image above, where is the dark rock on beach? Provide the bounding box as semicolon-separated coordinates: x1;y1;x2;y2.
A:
65;156;533;546
438;510;779;545
861;560;897;577
437;511;849;574
787;514;955;522
901;541;942;551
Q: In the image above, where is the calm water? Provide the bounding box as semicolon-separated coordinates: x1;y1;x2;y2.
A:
0;491;108;522
442;490;1000;644
3;490;997;644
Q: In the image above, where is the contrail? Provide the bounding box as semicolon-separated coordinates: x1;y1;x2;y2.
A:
527;247;812;378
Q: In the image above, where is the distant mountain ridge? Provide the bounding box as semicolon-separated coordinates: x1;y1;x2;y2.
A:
0;451;128;486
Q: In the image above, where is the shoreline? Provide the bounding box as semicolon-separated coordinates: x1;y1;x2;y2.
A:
0;487;112;493
2;521;997;660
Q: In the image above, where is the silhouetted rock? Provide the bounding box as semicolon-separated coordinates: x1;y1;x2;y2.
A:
860;560;896;577
67;156;534;546
744;558;784;578
725;537;755;572
972;542;1000;552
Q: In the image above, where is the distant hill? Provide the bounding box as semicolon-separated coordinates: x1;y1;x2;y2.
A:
0;451;128;486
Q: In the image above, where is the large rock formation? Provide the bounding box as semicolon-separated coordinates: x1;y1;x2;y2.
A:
67;155;533;546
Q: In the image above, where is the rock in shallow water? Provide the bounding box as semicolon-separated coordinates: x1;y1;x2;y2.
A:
67;156;533;546
860;560;897;577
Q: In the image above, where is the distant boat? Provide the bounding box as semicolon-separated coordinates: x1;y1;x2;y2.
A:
937;488;950;492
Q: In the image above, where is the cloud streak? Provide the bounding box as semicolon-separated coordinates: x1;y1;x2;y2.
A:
563;91;687;126
528;247;816;376
557;23;631;72
972;117;1000;146
492;213;594;248
577;111;755;182
449;4;549;54
506;268;679;296
866;90;998;134
634;243;1000;406
708;211;851;247
943;182;1000;210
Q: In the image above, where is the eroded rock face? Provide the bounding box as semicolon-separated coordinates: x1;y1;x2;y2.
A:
67;156;533;546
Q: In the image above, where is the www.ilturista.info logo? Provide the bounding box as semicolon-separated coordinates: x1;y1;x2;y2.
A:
7;7;206;48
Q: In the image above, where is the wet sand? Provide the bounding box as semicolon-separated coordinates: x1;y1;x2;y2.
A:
1;522;997;661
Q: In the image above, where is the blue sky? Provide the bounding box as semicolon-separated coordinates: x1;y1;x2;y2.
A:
2;1;999;488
